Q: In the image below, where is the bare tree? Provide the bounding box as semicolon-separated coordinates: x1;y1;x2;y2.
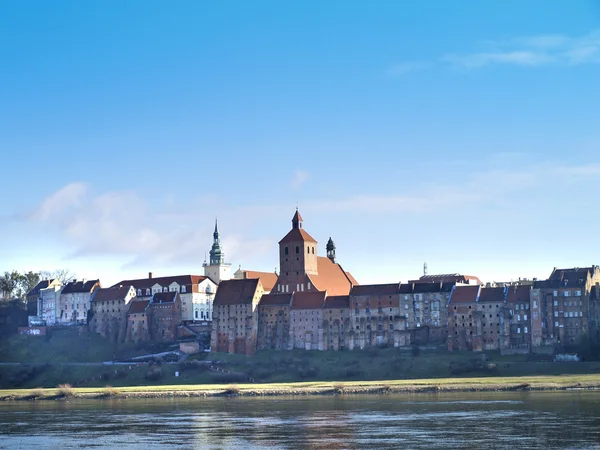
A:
39;269;76;285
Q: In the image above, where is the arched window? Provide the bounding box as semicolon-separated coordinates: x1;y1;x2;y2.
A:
312;247;315;254
284;247;288;256
296;246;299;254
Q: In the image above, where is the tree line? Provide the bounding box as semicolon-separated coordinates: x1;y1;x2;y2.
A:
0;269;75;301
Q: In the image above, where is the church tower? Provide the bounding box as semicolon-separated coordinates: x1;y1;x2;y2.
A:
278;209;318;280
326;237;336;263
203;219;232;284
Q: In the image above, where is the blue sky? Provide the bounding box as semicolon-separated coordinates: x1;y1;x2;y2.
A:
2;1;600;286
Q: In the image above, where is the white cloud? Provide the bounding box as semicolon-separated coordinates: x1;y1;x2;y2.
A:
31;182;88;221
443;30;600;69
291;170;309;189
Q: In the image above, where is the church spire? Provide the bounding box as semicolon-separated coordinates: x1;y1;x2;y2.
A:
326;237;336;263
292;208;303;229
209;218;224;265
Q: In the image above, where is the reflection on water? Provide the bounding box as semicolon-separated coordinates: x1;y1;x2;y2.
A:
1;391;600;449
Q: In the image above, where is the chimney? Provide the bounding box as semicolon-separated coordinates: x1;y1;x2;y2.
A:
149;272;153;279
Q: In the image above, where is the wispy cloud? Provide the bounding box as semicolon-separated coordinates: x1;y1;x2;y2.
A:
291;170;309;189
442;30;600;69
385;61;430;77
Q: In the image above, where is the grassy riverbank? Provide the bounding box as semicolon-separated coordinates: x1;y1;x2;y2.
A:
1;374;600;401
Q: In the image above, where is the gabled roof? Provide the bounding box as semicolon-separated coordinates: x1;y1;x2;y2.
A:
345;272;359;285
305;257;356;296
152;291;178;304
278;228;317;244
111;275;211;292
128;300;150;314
62;279;100;294
259;293;292;307
350;283;399;296
239;270;279;292
399;283;414;294
213;278;261;306
546;267;595;288
291;291;326;309
450;285;480;303
324;295;350;309
27;279;57;297
92;285;133;302
506;285;531;304
478;287;506;303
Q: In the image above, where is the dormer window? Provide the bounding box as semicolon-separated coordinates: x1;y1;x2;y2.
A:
145;289;150;296
137;289;142;296
181;286;186;293
163;287;168;293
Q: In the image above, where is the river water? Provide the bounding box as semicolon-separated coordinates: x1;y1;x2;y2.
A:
1;391;600;449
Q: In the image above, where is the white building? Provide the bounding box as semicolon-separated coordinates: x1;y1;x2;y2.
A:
113;273;218;321
56;279;101;324
40;284;62;325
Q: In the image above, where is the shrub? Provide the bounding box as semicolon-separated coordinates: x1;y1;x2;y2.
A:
56;384;74;398
332;383;345;394
101;386;121;397
26;388;45;399
146;367;162;381
222;385;240;396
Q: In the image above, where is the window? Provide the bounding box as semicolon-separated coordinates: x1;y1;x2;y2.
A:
295;246;299;254
181;286;186;293
285;247;288;255
533;300;538;308
553;300;558;307
307;247;310;254
524;326;528;333
555;321;559;327
524;314;527;321
312;247;315;254
554;311;558;317
564;291;570;297
137;289;142;296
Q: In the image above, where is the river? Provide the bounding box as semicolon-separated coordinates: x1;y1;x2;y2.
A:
1;391;600;449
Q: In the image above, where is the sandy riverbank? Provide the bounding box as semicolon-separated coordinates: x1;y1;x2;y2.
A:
2;374;600;401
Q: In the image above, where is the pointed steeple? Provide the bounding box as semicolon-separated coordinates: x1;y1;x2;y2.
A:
292;208;303;229
209;218;224;265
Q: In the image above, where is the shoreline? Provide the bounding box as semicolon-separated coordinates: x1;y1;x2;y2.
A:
2;374;600;401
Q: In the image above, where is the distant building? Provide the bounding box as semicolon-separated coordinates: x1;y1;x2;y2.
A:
148;291;182;341
26;279;61;322
90;285;136;343
126;300;151;343
234;269;279;294
40;284;62;326
412;274;482;285
211;278;265;355
57;279;101;324
112;274;217;322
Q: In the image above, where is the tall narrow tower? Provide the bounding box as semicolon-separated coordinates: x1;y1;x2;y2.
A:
203;219;231;284
326;237;336;263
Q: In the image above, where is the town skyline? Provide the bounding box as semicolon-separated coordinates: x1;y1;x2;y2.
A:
2;1;600;287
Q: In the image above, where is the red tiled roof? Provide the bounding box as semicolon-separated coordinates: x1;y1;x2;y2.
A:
324;295;350;309
111;275;210;293
291;291;326;309
240;270;279;292
128;300;150;314
213;278;261;305
478;287;506;303
350;283;399;296
92;285;133;302
307;257;354;296
278;228;317;244
153;291;178;303
259;293;292;306
450;285;480;303
506;285;531;304
345;272;359;285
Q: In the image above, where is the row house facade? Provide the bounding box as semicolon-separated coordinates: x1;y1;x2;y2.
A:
112;273;217;322
56;279;101;325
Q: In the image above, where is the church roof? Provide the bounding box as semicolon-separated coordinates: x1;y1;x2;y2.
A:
278;227;317;244
307;257;356;296
239;270;279;292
